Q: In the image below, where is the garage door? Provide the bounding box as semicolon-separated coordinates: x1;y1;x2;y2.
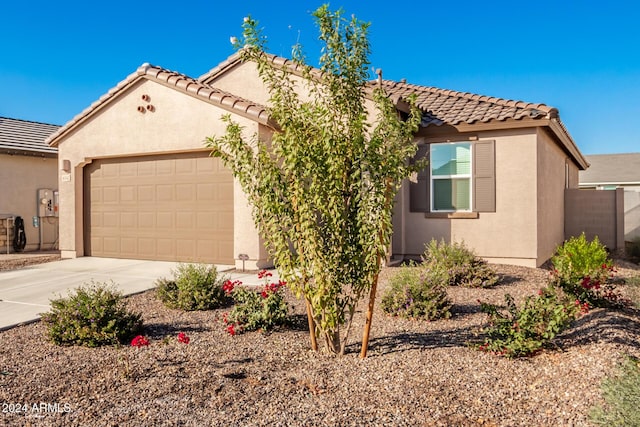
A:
84;152;234;263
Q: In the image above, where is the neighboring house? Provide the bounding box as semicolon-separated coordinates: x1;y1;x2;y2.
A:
47;52;588;268
0;117;60;252
579;153;640;241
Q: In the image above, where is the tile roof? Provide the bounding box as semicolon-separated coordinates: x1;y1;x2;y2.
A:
374;80;558;126
47;64;274;146
370;79;587;169
48;51;589;170
579;153;640;186
0;117;59;157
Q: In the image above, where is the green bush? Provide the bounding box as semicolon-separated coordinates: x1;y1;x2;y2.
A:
380;263;452;320
222;272;290;334
41;281;143;347
550;233;627;308
551;233;611;285
475;286;579;358
422;239;498;288
156;263;229;311
627;237;640;262
590;355;640;426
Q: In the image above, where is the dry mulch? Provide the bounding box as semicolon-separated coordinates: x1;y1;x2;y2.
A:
0;257;639;426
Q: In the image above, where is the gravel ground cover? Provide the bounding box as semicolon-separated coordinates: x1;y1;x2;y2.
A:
0;257;638;426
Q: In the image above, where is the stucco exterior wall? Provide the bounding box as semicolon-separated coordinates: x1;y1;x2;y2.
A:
536;127;571;264
0;154;58;252
394;128;541;267
56;79;266;268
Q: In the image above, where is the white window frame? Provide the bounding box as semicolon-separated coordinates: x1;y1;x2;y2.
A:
430;142;473;212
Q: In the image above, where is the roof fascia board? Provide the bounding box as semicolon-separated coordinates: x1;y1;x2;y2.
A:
547;119;589;170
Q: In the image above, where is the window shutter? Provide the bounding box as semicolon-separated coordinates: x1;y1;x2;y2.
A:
410;144;429;212
473;140;495;212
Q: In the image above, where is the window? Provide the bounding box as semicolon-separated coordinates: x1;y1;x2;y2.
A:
409;140;495;215
430;142;471;212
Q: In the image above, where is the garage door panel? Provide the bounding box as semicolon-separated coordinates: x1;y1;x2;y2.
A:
85;152;233;263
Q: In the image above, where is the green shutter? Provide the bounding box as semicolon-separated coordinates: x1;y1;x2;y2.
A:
410;144;429;212
473;140;495;212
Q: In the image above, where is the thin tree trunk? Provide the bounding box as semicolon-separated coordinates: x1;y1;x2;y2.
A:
360;179;393;358
305;297;318;351
360;272;379;358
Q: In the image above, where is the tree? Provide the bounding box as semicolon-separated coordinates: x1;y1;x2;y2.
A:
206;5;422;356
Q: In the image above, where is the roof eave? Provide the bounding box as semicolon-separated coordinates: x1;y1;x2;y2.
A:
547;118;589;170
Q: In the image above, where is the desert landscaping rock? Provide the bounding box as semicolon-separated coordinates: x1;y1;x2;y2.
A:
0;256;638;426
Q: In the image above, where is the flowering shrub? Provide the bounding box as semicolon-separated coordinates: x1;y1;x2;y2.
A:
222;271;289;334
474;286;580;358
550;233;628;308
131;335;150;347
155;263;230;311
41;281;143;347
380;263;452;320
422;239;498;288
132;333;189;347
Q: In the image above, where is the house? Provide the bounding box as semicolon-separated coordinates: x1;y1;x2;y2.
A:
579;153;640;241
47;52;588;268
0;117;60;252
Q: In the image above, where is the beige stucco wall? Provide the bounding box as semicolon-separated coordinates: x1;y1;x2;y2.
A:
56;78;267;268
394;128;542;267
0;154;58;252
536;128;573;264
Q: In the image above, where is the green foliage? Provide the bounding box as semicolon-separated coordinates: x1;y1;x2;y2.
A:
156;263;229;311
552;233;611;285
627;237;640;262
475;287;579;358
223;275;289;334
550;233;627;308
590;355;640;426
41;281;143;347
206;6;422;354
381;264;451;320
422;239;498;288
624;275;640;309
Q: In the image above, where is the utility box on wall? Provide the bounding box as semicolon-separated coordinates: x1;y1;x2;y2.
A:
37;188;59;217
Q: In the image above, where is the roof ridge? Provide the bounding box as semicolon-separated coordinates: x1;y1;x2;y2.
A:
0;116;60;127
377;79;556;113
47;63;274;146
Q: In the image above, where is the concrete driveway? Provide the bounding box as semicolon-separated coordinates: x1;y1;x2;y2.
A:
0;257;267;331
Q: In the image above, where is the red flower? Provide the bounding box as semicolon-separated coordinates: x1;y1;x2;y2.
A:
131;335;149;347
223;280;239;294
177;332;190;344
226;324;236;336
257;270;273;279
261;290;269;299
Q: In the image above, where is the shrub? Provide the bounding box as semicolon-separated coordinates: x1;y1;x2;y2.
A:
422;239;498;288
156;263;229;311
627;237;640;262
550;233;627;308
590;355;640;426
381;263;452;320
551;233;611;285
41;281;143;347
222;271;290;334
624;275;640;309
475;286;580;358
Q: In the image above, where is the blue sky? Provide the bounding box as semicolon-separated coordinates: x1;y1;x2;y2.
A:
1;0;638;155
